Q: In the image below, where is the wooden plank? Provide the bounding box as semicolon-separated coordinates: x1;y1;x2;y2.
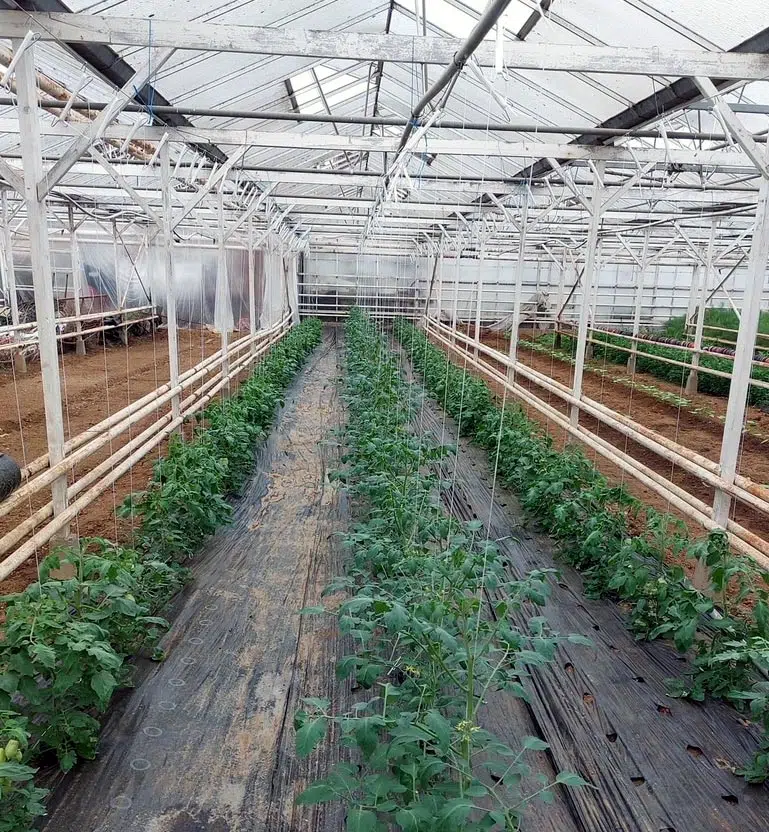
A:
4;12;769;79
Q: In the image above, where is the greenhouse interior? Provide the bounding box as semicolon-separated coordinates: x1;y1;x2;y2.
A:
2;1;769;830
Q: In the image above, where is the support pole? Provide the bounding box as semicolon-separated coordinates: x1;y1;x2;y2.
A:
15;41;68;529
627;229;650;374
712;154;769;531
570;162;604;427
217;191;230;395
507;196;529;383
67;204;86;356
686;222;716;395
1;190;25;373
248;215;257;356
451;250;461;330
435;247;444;319
160;142;180;424
474;241;485;358
112;219;129;346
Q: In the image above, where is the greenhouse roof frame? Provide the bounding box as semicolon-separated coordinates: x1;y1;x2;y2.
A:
0;0;767;262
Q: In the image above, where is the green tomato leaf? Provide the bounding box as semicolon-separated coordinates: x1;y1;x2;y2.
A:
296;716;327;758
90;669;118;705
346;807;377;832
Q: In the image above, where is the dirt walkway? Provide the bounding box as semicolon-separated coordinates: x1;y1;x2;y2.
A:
41;330;348;832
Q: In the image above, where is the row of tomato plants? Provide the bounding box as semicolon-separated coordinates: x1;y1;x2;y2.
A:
295;309;589;831
0;318;323;832
395;318;769;784
550;330;769;408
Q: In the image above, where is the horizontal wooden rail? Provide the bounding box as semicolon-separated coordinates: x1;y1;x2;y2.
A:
0;319;291;580
425;316;769;568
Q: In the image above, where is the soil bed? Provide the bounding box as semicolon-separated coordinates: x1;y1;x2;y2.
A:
0;329;235;595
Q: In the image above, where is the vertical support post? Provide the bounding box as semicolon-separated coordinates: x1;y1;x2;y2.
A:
67;204;86;355
112;219;128;346
570;162;604;427
247;215;257;356
435;247;444;320
474;241;485;358
15;40;68;528
686;221;716;395
451;250;461;330
554;250;567;349
712;166;769;530
217;191;230;395
1;190;26;373
160;142;180;423
685;263;701;330
507;196;529;383
627;230;650;373
586;240;602;360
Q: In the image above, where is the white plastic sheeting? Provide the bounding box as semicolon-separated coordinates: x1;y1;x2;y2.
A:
260;244;287;329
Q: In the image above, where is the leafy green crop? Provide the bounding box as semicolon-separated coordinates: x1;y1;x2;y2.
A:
121;318;324;561
663;307;769;349
550;329;769;408
296;310;591;830
0;712;47;832
395;318;769;783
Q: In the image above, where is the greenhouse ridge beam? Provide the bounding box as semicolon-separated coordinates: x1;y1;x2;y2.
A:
0;121;758;168
4;12;769;80
0;97;755;143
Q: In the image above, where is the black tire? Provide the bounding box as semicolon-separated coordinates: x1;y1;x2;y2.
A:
0;453;21;502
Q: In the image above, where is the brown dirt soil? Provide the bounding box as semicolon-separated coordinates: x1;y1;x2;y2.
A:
431;328;769;589
0;329;245;596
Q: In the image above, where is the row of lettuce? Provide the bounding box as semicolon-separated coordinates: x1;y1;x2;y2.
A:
548;328;769;408
395;318;769;783
0;319;322;831
295;309;589;831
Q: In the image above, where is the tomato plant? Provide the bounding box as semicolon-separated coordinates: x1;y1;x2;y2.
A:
0;320;322;818
0;713;47;832
296;310;590;830
395;318;769;783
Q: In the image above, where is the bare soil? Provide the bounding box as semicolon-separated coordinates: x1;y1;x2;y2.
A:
0;329;235;595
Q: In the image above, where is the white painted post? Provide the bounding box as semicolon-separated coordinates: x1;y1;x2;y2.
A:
435;247;444;320
474;241;485;358
712;165;769;530
15;41;68;528
451;250;461;330
67;204;86;356
160;142;180;423
248;215;257;356
627;230;650;374
1;190;26;373
507;196;529;383
217;191;230;395
570;162;605;427
686;222;716;395
586;240;602;360
112;219;129;346
554;250;567;348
